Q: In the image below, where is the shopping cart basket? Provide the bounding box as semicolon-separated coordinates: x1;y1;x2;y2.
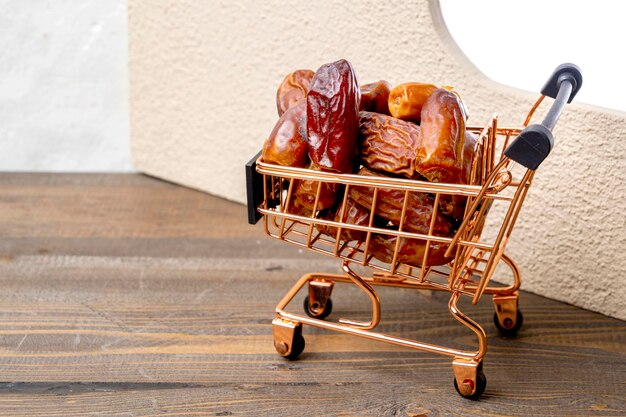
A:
246;64;582;399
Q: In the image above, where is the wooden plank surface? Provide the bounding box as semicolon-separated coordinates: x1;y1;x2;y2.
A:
0;173;624;417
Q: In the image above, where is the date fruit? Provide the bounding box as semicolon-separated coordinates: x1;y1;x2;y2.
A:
439;131;479;219
369;234;452;267
359;111;421;178
415;88;468;184
316;195;372;242
276;69;315;116
292;164;338;212
388;82;438;124
285;195;313;217
439;132;481;220
350;167;453;236
262;101;309;168
307;59;360;173
359;80;392;114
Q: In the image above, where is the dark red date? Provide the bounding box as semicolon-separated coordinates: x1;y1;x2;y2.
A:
359;80;392;114
307;59;360;173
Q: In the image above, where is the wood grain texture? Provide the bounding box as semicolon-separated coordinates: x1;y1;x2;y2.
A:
0;173;624;417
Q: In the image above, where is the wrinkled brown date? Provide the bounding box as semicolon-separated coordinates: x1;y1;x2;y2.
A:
316;195;372;242
307;59;360;173
369;234;452;267
388;82;438;124
350;167;453;236
262;101;309;168
359;111;421;178
276;69;314;116
359;80;392;114
415;88;468;184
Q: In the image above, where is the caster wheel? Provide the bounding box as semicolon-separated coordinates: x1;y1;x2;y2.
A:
303;296;333;320
494;310;523;336
273;319;305;360
454;363;486;400
283;333;305;360
274;330;305;360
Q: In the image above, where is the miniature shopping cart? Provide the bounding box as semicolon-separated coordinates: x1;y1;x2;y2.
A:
246;64;582;399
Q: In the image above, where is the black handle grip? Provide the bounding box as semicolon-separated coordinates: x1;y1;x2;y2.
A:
540;63;582;130
504;63;582;170
540;63;583;103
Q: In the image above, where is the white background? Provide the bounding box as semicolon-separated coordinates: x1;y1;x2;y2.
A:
0;0;623;172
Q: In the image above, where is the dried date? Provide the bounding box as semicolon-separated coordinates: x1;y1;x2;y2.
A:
359;80;392;114
262;101;309;168
292;164;339;212
276;69;314;116
307;59;360;173
369;234;452;267
316;195;372;242
359;111;421;178
439;131;479;219
388;82;438;123
349;167;453;236
415;88;468;184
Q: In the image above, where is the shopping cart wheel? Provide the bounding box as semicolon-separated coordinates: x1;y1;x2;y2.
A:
493;310;524;336
453;362;487;400
283;333;305;360
303;296;333;320
272;317;305;360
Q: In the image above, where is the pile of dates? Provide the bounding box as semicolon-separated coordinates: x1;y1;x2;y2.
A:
262;59;478;267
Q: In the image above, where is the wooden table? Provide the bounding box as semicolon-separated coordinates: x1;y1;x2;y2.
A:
0;173;624;416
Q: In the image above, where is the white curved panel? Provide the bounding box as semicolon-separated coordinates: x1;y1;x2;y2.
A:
440;0;626;112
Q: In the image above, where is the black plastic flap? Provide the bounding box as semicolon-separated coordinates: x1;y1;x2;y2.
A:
245;150;264;225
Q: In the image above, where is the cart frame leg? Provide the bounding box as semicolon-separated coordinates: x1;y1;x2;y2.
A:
274;267;493;399
275;268;487;362
493;291;520;329
490;254;523;332
448;290;487;362
306;279;334;317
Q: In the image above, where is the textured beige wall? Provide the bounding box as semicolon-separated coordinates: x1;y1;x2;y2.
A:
129;0;626;320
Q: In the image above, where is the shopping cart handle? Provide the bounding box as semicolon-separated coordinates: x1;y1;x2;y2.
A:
504;63;582;170
246;149;264;224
